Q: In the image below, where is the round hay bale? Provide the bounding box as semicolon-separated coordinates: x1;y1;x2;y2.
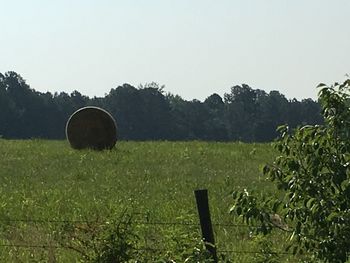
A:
66;106;117;150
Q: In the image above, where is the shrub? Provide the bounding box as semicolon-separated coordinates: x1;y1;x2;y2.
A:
230;79;350;262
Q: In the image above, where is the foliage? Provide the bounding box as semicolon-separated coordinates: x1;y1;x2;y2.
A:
56;211;214;262
0;71;322;141
58;212;138;262
137;216;213;263
252;235;281;263
231;79;350;262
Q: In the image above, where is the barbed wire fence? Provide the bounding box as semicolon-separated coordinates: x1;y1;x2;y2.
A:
0;219;293;250
0;190;297;262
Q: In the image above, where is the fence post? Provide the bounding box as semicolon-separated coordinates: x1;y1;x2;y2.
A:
194;189;218;263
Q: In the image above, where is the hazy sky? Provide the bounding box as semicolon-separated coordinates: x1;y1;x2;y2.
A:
1;0;349;101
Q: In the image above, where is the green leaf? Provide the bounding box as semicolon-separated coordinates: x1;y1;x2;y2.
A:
317;83;327;88
326;212;338;222
306;198;316;209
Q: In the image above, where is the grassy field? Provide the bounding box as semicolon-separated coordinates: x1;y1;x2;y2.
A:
0;139;294;262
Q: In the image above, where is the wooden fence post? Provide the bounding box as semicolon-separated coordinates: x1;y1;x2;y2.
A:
194;189;218;263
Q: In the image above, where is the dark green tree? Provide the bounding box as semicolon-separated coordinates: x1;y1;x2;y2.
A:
104;84;144;140
166;93;189;140
0;70;324;141
137;83;172;140
203;93;228;141
254;90;289;142
0;73;17;137
224;84;258;141
1;71;54;138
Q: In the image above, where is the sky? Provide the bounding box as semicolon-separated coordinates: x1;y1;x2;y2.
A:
1;0;349;101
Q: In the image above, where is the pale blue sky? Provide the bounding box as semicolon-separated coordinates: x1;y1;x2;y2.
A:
1;0;349;100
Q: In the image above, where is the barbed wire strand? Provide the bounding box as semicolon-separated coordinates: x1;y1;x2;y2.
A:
0;243;294;255
0;218;261;228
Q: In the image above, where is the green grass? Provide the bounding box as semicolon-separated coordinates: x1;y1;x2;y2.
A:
0;139;294;262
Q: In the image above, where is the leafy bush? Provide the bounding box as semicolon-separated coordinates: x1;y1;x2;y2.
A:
230;79;350;262
59;212;139;262
59;212;212;262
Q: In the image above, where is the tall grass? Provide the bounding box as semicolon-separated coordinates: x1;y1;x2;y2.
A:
0;140;291;261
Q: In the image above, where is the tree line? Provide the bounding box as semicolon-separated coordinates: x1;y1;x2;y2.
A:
0;71;323;141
